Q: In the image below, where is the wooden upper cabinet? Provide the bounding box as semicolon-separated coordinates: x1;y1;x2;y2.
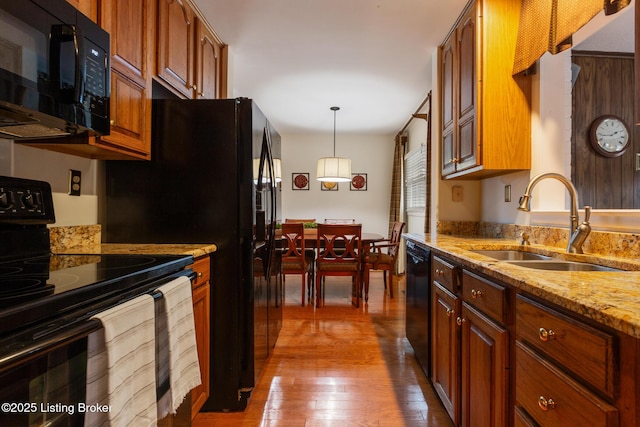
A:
195;18;223;99
66;0;98;21
97;0;153;159
440;0;531;179
157;0;196;98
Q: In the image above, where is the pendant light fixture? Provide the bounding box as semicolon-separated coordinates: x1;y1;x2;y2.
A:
316;106;351;182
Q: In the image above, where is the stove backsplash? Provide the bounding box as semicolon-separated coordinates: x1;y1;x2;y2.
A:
49;225;101;252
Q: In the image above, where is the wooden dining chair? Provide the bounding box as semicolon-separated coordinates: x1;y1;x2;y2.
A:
315;223;362;307
285;218;316;224
323;218;356;224
362;221;405;302
281;222;314;306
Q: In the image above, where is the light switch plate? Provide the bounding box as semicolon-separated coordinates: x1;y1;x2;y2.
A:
504;185;511;202
452;185;463;202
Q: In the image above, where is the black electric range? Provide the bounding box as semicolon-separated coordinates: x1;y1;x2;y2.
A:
0;252;194;336
0;176;194;365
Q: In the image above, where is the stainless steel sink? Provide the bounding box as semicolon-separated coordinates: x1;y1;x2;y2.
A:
503;260;622;272
470;250;552;261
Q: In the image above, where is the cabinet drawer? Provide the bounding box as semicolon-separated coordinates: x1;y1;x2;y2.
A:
516;295;617;398
462;270;508;323
432;255;458;293
515;341;618;427
191;256;210;289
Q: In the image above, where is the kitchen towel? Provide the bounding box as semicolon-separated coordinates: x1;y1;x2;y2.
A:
155;276;201;417
85;294;157;427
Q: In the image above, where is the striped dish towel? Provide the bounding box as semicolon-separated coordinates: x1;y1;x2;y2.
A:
155;276;202;417
85;294;157;427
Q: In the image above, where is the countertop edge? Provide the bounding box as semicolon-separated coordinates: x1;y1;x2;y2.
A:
403;233;640;339
54;243;218;258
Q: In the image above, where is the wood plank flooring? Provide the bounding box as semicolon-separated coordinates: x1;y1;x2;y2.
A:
194;272;453;426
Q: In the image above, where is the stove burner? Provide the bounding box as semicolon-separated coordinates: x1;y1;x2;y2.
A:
0;278;54;309
0;267;23;276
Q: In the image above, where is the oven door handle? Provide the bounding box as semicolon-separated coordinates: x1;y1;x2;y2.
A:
0;319;102;373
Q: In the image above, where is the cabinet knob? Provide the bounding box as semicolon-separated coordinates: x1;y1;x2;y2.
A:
538;327;556;342
435;268;444;276
446;308;455;317
192;84;198;90
538;395;556;411
110;119;115;126
471;289;483;299
456;316;466;326
197;272;203;278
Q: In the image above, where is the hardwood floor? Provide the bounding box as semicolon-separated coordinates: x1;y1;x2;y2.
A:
194;272;453;426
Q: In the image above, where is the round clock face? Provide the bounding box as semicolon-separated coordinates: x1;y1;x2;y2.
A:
590;115;630;157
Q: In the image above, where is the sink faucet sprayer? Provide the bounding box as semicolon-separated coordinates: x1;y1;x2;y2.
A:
518;173;591;254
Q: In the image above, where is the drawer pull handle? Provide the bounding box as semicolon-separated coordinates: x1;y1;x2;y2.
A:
446;308;455;317
538;395;556;411
435;268;444;276
538;327;556;342
471;289;483;299
456;316;466;326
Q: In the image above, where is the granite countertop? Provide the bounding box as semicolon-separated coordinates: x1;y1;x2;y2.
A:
404;233;640;339
54;243;217;258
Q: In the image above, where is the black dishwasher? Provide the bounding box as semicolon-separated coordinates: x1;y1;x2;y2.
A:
405;239;431;378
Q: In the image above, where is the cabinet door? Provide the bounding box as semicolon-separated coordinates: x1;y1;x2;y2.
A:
432;282;461;425
460;302;509;427
67;0;98;20
191;281;210;416
456;6;478;173
157;0;196;98
441;37;457;176
195;19;222;99
99;0;152;159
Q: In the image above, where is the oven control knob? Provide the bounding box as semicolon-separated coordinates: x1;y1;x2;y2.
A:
21;193;37;209
0;191;10;209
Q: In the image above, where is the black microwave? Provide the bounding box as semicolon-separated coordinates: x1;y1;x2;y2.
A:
0;0;110;139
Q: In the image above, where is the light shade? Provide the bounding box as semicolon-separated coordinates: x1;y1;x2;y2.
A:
253;158;281;184
273;158;282;182
316;157;351;182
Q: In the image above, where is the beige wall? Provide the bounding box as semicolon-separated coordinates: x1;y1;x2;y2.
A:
280;132;394;236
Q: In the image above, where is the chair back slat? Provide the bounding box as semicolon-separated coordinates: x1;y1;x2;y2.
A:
317;224;362;262
387;221;405;258
281;222;306;262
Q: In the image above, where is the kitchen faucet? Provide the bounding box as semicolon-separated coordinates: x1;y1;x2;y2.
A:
518;173;591;254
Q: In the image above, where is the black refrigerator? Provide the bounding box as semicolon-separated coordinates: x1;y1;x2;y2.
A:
104;98;283;412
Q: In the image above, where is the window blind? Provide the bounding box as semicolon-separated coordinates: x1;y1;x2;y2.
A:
404;144;426;210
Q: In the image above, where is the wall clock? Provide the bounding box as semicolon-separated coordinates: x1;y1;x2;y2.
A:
589;115;630;157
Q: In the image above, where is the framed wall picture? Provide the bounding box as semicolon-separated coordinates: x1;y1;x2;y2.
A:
321;181;338;191
292;173;309;190
350;173;367;191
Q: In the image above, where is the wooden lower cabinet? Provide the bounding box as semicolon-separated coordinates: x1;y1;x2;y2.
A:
515;341;618;427
432;281;461;424
423;249;640;427
431;263;509;427
460;302;509;427
190;255;210;418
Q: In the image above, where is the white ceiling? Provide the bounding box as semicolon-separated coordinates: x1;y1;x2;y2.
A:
192;0;469;135
574;4;634;53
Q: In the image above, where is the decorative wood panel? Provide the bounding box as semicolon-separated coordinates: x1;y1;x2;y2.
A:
572;52;639;209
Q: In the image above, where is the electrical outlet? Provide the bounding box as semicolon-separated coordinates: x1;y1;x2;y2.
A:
68;170;81;196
